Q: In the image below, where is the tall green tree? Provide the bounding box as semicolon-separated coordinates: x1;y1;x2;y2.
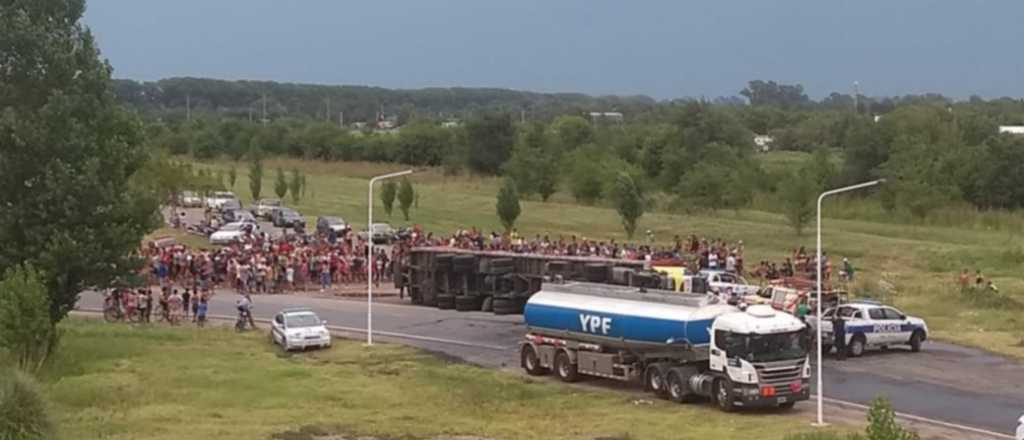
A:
289;169;302;203
552;115;593;151
397;178;415;221
248;152;263;200
610;173;645;239
274;167;288;199
496;178;522;233
465;113;515;175
0;0;160;323
778;170;819;236
381;181;397;218
227;166;237;190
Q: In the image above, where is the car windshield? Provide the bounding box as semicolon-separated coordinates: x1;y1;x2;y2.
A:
262;200;281;206
281;208;298;216
325;217;342;225
372;224;390;231
726;330;808;362
285;313;320;328
214;192;235;198
221;223;244;231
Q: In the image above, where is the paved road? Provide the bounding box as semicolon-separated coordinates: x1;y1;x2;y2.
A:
77;291;1022;436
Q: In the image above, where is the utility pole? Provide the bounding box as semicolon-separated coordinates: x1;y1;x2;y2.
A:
326;97;331;122
853;81;860;114
262;93;267;126
339;111;344;128
186;93;191;122
520;109;525;124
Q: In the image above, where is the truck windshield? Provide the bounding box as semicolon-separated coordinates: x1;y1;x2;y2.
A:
730;331;808;362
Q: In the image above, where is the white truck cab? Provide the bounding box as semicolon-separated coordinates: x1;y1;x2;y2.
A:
707;305;811;409
813;300;928;357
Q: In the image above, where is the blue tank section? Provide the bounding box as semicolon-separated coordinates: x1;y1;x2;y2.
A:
524;301;714;346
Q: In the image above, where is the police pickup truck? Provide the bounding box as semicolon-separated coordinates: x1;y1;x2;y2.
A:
813;300;928;357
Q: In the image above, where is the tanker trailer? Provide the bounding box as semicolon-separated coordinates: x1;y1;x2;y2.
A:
519;282;810;411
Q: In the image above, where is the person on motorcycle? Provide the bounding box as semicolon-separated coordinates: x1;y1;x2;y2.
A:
236;293;255;329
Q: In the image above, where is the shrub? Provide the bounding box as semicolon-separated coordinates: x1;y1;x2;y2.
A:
784;432;863;440
0;369;55;440
0;265;58;373
866;396;919;440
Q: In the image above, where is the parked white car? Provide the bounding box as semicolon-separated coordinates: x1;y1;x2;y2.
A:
270;308;331;351
699;269;761;296
205;191;239;210
179;191;204;208
811;300;929;357
209;221;258;245
252;198;282;219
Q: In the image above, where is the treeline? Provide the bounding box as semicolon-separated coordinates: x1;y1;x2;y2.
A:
113;77;659;123
143;80;1024;230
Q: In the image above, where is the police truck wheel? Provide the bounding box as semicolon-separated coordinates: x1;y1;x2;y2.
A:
909;331;923;353
521;345;548;376
849;335;866;357
553;351;578;383
822;344;833;354
778;401;796;410
643;364;667;397
714;379;735;412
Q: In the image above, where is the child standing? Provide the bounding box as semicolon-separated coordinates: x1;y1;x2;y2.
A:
196;295;208;328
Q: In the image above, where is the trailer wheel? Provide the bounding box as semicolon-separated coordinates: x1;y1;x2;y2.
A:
481;296;493;313
778;401;796;410
643;364;667;397
554;351;578;383
492;297;518;315
436;294;455;310
666;369;693;403
521;345;548;376
454;295;480;312
714;379;736;412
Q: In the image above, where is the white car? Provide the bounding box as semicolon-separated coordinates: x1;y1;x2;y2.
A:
270;308;331;351
209;221;258;245
813;301;929;357
179;191;204;208
252;198;282;219
205;191;239;210
699;270;761;296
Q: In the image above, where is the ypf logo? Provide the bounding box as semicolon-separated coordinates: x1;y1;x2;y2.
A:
579;314;612;335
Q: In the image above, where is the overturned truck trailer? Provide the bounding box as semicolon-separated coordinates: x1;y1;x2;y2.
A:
396;247;669;315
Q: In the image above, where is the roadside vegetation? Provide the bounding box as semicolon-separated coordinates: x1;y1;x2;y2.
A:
42;319;823;440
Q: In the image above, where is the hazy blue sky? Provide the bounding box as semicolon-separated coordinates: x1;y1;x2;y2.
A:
83;1;1024;100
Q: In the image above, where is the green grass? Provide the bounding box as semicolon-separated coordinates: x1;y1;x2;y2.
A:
43;319;821;440
199;157;1024;360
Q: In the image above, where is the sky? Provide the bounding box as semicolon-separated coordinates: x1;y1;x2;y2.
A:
83;0;1024;100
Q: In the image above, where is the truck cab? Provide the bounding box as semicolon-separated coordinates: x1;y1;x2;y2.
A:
705;305;811;410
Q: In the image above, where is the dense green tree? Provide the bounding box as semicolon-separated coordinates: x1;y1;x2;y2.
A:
395;121;452;165
228;166;237;190
0;0;160;323
289;169;302;203
610;173;645;239
552;115;593;151
248;153;264;200
505;122;559;199
274;167;288;199
398;177;414;221
465;113;515;174
740;80;811;109
496;178;521;232
778;170;819;236
0;265;56;372
381;181;397;217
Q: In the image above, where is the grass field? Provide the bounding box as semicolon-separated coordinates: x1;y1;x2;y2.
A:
195;156;1024;360
43;319;822;440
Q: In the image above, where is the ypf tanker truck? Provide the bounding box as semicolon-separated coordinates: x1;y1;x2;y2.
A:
520;282;811;411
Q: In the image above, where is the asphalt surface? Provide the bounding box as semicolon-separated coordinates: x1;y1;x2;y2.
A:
77;290;1021;436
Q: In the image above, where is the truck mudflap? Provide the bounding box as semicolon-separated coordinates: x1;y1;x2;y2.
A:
730;380;810;408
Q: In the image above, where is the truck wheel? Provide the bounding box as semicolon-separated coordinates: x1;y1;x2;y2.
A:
436;294;455;310
481;296;493;313
454;295;479;312
643;364;667;397
493;298;517;315
778;401;796;410
909;331;924;353
666;370;692;403
714;379;736;412
554;351;578;383
848;335;866;358
521;345;548;376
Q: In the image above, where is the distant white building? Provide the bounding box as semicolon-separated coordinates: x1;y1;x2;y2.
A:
753;135;774;152
441;120;461;128
999;125;1024;135
874;115;883;123
588;112;624;123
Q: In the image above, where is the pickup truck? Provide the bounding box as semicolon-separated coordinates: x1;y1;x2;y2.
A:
809;300;928;357
699;269;761;296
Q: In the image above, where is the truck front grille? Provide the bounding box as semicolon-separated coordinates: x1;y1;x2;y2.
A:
753;360;804;395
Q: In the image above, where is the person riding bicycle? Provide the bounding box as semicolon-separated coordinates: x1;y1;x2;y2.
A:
236;293;255;329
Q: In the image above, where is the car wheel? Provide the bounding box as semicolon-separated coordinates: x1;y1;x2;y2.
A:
849;335;866;357
909;331;924;352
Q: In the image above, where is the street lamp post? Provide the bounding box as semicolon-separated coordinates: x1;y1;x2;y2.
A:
814;179;884;426
366;169;413;346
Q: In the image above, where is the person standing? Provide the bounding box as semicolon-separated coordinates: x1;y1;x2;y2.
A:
196;295;208;328
181;289;191;320
1015;414;1023;440
832;313;846;361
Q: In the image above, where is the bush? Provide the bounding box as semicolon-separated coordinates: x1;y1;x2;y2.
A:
0;265;58;373
784;432;863;440
866;396;919;440
0;369;55;440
